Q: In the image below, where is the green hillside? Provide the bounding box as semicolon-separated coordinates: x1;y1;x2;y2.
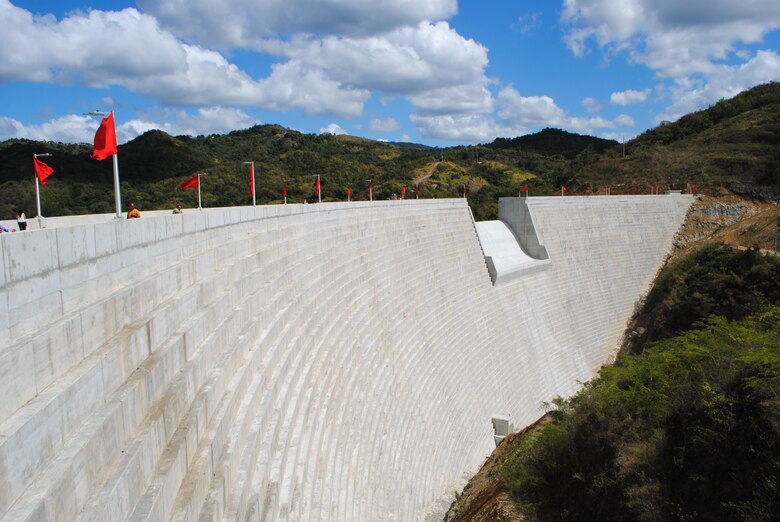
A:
2;82;780;222
0;125;579;221
575;82;780;196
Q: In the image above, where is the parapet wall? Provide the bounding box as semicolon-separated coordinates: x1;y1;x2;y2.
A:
0;196;691;521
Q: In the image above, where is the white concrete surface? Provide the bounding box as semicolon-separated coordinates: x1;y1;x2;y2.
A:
475;220;550;283
0;195;691;521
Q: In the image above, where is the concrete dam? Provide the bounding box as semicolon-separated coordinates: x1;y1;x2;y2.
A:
0;195;691;521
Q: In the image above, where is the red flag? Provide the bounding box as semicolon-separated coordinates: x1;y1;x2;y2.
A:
347;186;352;198
180;175;199;189
248;163;255;195
463;184;467;196
91;112;118;161
562;186;567;192
519;185;529;192
34;157;54;186
402;186;407;197
315;176;321;195
415;185;419;195
283;182;287;198
369;180;373;192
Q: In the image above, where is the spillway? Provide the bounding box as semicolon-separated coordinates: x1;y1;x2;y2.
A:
0;195;691;521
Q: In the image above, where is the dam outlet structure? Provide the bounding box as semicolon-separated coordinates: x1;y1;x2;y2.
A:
0;195;691;521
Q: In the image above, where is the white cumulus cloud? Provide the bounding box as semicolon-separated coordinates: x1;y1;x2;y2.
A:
137;0;458;48
561;0;780;77
410;113;516;143
498;86;634;136
610;88;651;106
581;97;602;112
319;123;348;135
655;50;780;123
274;22;492;115
0;107;258;143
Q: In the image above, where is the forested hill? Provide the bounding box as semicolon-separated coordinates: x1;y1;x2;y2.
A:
1;82;779;221
577;82;780;197
0;124;600;220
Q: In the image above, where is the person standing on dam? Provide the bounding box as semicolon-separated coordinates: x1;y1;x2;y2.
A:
126;202;141;219
16;209;27;231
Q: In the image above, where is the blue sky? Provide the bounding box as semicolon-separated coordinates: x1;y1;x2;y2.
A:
1;0;779;146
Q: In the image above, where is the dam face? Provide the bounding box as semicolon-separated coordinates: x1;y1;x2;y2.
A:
0;196;691;521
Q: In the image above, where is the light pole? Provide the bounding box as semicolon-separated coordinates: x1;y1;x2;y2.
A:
84;110;121;218
33;153;51;227
243;161;256;206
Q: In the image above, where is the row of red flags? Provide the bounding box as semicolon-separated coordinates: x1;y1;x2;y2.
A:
33;115;569;199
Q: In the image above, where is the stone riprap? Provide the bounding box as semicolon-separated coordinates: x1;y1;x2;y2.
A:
0;195;691;521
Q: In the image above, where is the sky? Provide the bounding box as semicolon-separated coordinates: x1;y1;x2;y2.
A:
1;0;780;147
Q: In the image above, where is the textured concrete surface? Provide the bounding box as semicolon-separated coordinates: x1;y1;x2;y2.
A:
0;195;691;521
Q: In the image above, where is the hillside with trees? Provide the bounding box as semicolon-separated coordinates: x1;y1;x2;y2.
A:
2;82;779;224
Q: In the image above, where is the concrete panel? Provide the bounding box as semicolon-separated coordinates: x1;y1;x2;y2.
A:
56;225;96;268
0;343;36;424
1;229;59;280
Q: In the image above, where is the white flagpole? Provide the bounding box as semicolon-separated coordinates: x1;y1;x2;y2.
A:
84;110;121;218
197;173;202;210
33;153;51;219
112;141;121;218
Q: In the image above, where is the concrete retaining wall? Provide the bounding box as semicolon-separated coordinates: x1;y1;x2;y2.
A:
0;195;691;521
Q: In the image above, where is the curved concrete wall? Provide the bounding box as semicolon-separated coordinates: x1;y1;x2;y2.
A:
0;196;691;521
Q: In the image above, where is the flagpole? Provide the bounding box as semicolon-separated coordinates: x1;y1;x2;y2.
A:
112;143;121;219
243;161;256;206
197;173;202;210
85;110;121;218
35;177;41;217
366;179;372;202
33;153;51;220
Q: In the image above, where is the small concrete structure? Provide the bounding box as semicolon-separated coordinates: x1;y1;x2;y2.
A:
0;195;691;521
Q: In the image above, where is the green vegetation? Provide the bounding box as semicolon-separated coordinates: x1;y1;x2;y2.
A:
0;126;585;222
3;82;780;222
493;246;780;521
627;245;780;352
